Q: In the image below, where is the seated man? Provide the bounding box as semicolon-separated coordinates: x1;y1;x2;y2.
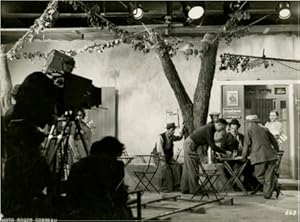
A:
66;137;133;220
154;122;183;192
221;119;258;191
221;119;243;155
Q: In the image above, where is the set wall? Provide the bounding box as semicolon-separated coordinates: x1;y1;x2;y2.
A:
7;39;200;155
6;33;300;155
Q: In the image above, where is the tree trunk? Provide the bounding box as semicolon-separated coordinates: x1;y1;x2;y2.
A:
193;34;219;129
0;45;13;116
156;51;194;135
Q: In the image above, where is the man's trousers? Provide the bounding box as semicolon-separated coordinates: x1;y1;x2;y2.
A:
254;160;277;198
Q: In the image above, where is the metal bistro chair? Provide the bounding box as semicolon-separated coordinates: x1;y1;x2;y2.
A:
274;150;284;198
133;154;161;194
192;161;222;200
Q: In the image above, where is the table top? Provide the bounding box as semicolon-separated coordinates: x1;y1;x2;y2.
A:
217;157;246;162
119;156;135;160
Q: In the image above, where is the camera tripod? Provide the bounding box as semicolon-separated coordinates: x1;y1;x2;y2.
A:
42;112;89;193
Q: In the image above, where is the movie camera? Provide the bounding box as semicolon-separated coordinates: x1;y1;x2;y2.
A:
45;49;102;115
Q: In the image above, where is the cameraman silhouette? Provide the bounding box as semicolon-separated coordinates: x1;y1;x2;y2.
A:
2;72;58;218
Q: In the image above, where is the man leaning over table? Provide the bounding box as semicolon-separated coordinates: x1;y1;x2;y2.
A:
240;115;279;199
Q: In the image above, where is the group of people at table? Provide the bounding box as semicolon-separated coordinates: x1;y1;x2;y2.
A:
155;111;284;200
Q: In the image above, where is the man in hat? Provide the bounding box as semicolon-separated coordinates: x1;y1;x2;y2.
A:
220;119;258;191
180;118;230;194
241;115;279;199
154;122;184;192
209;112;220;124
222;119;244;155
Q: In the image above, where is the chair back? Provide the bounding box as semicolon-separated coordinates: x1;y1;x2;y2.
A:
136;154;160;173
277;150;284;165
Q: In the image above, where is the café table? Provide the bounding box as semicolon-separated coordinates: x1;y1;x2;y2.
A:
217;157;249;195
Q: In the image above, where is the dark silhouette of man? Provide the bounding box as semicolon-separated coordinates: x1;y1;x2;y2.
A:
66;136;133;220
2;72;58;218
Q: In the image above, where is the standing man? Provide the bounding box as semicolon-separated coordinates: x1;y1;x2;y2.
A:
2;72;58;218
155;122;183;192
241;115;279;199
209;112;220;124
180;119;229;194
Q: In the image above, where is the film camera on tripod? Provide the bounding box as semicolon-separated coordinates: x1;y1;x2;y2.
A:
42;50;102;188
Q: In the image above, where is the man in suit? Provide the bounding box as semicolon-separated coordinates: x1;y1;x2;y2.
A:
222;119;244;155
221;119;258;191
180;118;230;194
241;115;279;199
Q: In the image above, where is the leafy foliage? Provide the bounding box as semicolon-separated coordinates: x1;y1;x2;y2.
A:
7;0;254;62
219;53;273;72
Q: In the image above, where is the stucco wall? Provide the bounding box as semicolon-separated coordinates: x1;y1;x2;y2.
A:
6;33;300;154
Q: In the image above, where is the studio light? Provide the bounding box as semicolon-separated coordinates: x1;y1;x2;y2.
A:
278;2;291;20
187;6;205;20
183;2;205;20
132;6;144;20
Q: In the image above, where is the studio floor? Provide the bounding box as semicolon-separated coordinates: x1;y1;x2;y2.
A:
130;189;299;222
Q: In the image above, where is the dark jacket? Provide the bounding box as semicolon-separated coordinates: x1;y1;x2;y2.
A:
156;132;182;163
2;120;54;218
189;123;226;154
242;123;279;165
222;132;244;154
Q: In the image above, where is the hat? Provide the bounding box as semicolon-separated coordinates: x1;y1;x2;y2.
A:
216;118;228;125
245;115;261;122
209;112;220;116
229;119;241;127
166;122;176;130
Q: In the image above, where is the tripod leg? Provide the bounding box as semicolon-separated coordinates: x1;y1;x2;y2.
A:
74;119;89;156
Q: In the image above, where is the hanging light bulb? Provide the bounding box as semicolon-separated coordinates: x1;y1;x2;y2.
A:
278;2;291;20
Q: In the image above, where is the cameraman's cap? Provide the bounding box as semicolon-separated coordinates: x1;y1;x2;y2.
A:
166;122;176;130
216;118;228;125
